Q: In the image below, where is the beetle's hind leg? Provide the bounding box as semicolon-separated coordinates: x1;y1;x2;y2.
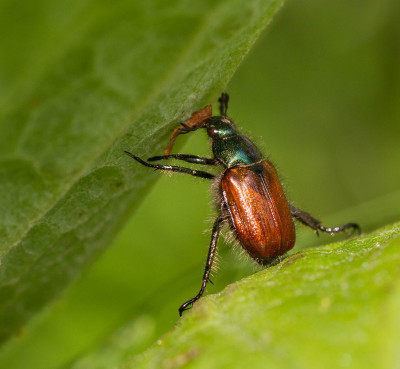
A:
290;205;361;235
178;215;225;316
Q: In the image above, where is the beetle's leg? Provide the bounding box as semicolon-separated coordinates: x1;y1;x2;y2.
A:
289;205;361;235
125;151;215;180
179;215;224;316
148;154;219;166
218;93;229;116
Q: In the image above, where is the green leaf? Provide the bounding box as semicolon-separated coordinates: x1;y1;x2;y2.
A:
0;0;284;345
75;224;399;369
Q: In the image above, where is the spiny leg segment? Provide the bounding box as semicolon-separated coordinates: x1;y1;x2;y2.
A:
289;205;361;235
148;154;219;166
125;151;215;180
179;215;224;316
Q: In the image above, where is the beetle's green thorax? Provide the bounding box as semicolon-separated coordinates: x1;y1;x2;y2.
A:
204;116;263;168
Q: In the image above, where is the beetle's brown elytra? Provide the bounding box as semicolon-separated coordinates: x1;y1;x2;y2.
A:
221;161;295;261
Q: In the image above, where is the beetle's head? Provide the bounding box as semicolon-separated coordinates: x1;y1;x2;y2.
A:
203;116;237;139
164;94;233;155
179;116;238;140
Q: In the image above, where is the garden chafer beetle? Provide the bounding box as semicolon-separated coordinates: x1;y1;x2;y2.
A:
125;93;360;316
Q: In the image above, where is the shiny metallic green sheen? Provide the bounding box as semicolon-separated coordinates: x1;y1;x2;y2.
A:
205;117;264;167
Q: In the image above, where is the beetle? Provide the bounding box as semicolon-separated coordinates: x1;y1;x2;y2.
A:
125;93;360;316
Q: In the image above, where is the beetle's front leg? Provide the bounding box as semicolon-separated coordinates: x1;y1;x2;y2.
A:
178;215;224;316
289;205;361;235
147;154;219;166
125;151;215;180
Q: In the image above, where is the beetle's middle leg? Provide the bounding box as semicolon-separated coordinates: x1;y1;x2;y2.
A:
290;205;361;235
178;215;224;316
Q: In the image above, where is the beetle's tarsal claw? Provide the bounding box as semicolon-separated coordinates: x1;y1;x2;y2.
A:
177;129;191;134
178;128;193;133
178;299;195;317
181;123;190;129
178;125;203;133
346;223;361;236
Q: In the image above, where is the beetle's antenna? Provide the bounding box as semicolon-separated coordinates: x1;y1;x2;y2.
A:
218;93;229;116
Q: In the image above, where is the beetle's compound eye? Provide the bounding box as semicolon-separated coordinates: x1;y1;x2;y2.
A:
207;127;219;136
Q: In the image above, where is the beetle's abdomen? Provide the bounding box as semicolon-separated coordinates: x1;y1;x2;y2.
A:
221;161;295;260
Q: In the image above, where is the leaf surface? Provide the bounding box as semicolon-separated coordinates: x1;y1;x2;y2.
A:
115;224;400;369
0;0;283;345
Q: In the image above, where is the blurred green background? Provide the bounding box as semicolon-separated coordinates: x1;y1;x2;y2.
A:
1;0;399;368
